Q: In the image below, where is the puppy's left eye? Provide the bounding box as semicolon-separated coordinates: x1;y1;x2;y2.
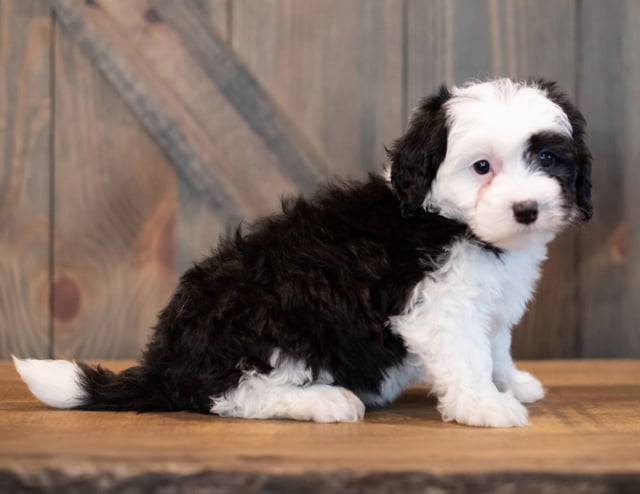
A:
539;151;556;167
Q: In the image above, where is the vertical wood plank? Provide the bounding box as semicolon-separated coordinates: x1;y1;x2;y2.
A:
0;0;53;358
407;0;579;358
407;0;576;98
53;23;176;358
231;0;404;178
578;0;640;356
177;0;230;271
622;1;640;357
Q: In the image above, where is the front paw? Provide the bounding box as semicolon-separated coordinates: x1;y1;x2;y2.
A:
511;370;545;403
438;389;529;428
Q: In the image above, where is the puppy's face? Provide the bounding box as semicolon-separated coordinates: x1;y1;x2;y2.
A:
389;79;592;251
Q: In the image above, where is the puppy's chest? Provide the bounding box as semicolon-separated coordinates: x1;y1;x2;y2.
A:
402;240;546;327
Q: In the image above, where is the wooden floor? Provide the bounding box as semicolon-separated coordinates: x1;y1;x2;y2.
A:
2;360;640;493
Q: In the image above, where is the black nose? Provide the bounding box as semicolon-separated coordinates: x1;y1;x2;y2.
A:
512;200;539;225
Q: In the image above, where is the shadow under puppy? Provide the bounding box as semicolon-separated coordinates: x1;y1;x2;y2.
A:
14;78;592;427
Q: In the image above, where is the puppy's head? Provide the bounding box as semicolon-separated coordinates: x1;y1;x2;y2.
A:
389;78;592;250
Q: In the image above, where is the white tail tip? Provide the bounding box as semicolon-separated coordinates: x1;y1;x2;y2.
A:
12;356;86;408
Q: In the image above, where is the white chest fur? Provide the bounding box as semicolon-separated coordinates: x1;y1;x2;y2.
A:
393;239;547;341
373;240;548;421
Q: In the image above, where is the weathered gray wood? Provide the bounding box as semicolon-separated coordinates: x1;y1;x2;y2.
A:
231;0;404;178
46;0;241;226
407;0;580;358
0;0;632;360
149;0;330;189
0;0;53;359
52;23;177;358
176;0;231;271
407;0;577;99
621;1;640;357
578;0;640;357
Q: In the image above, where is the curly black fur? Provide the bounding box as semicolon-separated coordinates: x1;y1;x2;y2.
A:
76;176;486;413
388;86;451;216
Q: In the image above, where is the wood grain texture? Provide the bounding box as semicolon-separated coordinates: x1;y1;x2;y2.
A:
176;0;231;271
406;0;580;358
47;0;242;226
48;0;333;271
578;1;640;357
52;24;176;358
1;359;639;492
621;2;640;358
0;0;53;359
232;0;404;179
406;0;577;99
101;0;301;217
148;0;329;189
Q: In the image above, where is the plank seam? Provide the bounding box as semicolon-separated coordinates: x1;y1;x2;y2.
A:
48;7;57;359
574;0;584;358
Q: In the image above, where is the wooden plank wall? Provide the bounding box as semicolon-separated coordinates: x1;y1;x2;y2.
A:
52;21;177;357
1;0;638;360
577;0;640;358
0;0;52;358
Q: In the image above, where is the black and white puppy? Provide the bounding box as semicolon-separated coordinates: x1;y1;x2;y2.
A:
14;78;592;427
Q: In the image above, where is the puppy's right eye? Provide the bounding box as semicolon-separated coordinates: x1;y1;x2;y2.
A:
472;160;491;175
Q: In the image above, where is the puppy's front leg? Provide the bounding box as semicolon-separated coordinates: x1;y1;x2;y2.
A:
491;327;545;403
399;319;529;427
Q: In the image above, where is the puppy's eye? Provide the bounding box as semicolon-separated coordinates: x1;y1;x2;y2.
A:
539;151;556;167
472;160;492;175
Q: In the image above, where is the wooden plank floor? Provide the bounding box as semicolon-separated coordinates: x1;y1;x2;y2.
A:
1;360;640;493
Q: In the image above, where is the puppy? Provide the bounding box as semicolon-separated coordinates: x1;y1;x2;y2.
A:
14;78;592;427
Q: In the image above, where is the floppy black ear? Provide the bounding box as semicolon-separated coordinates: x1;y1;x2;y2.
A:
574;143;593;222
535;79;593;221
388;86;451;216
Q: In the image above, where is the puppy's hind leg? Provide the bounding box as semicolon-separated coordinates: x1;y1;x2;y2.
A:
210;352;365;423
211;381;365;423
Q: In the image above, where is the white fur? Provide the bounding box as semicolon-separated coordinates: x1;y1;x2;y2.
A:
12;356;86;408
390;240;547;427
210;349;365;422
491;326;545;403
380;164;393;184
